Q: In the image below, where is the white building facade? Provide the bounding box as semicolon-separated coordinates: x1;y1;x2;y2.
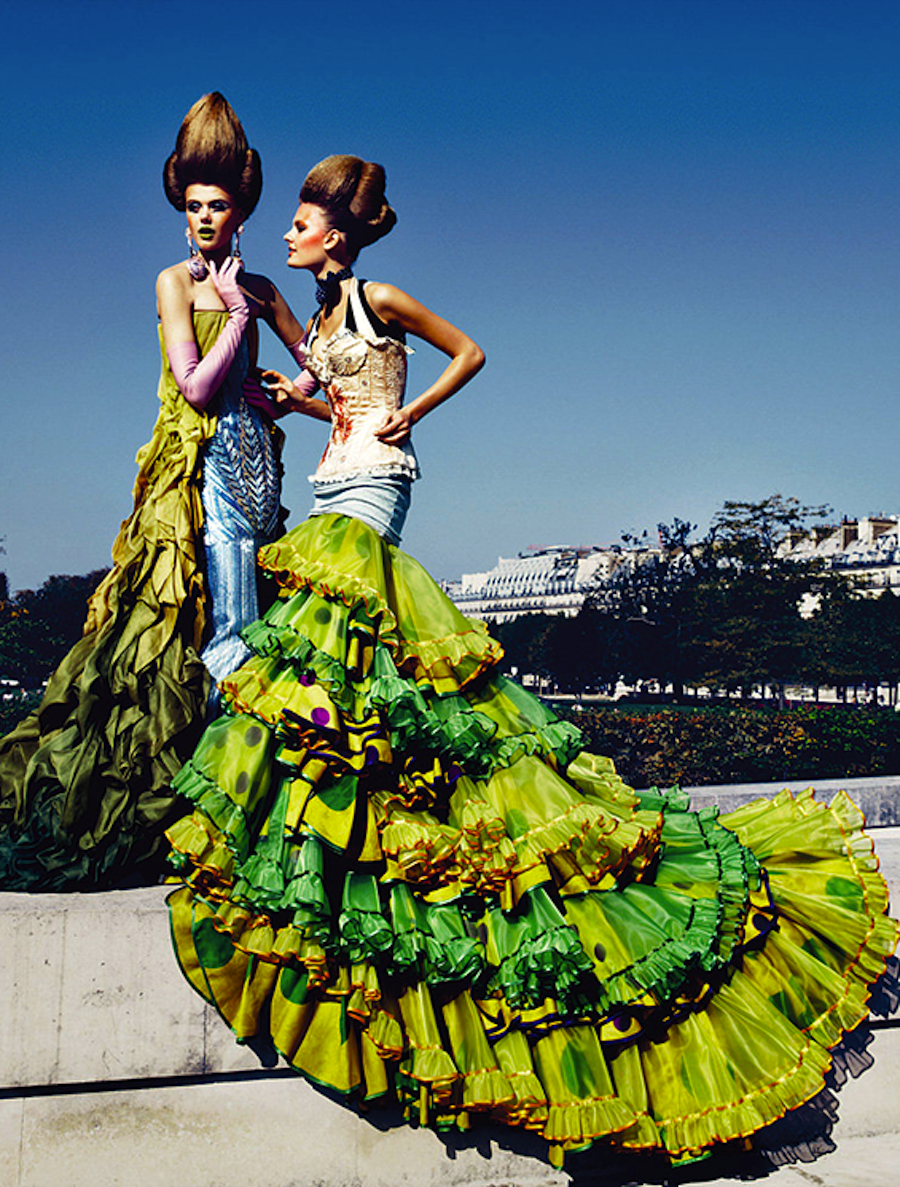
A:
445;516;900;625
443;544;651;622
779;515;900;593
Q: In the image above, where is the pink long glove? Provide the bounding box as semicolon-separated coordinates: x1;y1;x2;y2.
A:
167;257;249;409
287;337;320;399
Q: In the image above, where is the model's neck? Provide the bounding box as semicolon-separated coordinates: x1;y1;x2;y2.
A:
315;258;353;279
199;243;234;269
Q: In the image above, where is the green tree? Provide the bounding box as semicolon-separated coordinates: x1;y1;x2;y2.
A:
585;497;837;703
805;584;900;702
0;569;109;687
539;611;606;694
587;518;704;697
689;496;833;703
494;613;557;682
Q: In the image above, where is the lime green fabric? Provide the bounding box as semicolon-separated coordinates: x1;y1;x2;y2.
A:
0;313;233;889
167;511;898;1164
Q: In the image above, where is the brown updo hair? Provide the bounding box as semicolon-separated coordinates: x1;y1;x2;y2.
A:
163;92;262;217
300;155;396;258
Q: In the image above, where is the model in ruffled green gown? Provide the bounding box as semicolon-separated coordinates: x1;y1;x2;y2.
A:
166;154;897;1167
0;94;326;890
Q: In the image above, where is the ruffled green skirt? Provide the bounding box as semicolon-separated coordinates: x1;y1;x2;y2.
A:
166;512;897;1165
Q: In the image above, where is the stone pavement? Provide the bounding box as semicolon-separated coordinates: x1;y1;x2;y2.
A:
0;790;898;1187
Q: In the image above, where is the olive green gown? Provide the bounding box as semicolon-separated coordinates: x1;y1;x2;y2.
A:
0;313;240;889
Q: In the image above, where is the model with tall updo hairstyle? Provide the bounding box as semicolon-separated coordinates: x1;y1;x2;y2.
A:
298;154;397;256
163;91;262;217
164;149;897;1174
0;94;328;892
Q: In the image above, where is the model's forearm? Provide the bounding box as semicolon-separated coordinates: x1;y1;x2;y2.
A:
406;343;485;424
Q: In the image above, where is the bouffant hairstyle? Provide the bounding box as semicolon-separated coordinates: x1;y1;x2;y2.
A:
300;155;396;258
163;92;262;217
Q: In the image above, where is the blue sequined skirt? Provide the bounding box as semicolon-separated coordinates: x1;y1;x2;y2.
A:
201;456;277;699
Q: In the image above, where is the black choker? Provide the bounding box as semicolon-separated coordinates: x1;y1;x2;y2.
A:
315;266;353;309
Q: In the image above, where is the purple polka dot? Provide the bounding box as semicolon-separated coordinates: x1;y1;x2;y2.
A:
311;707;331;727
300;673;315;686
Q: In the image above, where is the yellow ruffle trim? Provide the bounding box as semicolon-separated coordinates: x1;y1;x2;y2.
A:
657;1034;831;1157
542;1094;639;1149
257;526;503;696
512;799;661;888
166;813;236;882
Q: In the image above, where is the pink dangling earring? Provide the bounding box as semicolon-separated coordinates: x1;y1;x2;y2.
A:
185;226;208;281
233;223;245;263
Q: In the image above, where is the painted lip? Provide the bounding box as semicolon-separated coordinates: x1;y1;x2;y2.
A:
197;228;215;240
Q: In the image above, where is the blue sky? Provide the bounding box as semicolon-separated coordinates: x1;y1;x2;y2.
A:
1;0;898;591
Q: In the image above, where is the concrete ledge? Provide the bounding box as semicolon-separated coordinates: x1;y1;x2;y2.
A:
1;803;898;1095
1;1030;899;1187
0;1079;571;1187
0;886;262;1091
684;773;900;825
1;793;898;1186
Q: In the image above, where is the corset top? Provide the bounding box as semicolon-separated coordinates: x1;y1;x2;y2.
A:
303;279;419;485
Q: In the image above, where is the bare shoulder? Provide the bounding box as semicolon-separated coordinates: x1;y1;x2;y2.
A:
156;262;191;299
363;281;418;320
363;280;405;306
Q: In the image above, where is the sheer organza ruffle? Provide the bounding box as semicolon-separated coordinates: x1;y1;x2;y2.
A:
166;512;897;1164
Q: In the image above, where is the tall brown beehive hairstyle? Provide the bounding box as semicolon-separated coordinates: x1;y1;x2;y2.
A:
300;155;396;258
163;92;262;216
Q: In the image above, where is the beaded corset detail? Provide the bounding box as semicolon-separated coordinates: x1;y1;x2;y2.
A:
304;280;420;486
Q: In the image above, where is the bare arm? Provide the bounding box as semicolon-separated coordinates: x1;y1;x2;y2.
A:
261;366;332;421
365;283;485;445
242;278;330;421
247;276;305;348
156;266;198;348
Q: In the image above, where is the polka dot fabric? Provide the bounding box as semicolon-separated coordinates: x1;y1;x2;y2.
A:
165;512;897;1167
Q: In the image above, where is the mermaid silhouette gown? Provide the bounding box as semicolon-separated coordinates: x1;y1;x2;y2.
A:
0;311;281;890
165;285;897;1166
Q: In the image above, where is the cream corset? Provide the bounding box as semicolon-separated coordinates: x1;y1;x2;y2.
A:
304;280;420;485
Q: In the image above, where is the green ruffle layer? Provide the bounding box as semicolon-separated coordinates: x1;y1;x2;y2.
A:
167;513;783;1018
166;511;898;1165
228;585;582;782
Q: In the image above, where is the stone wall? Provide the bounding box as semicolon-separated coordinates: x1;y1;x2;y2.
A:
2;781;899;1186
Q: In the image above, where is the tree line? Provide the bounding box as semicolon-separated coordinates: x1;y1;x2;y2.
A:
494;495;900;705
0;568;109;690
3;495;900;712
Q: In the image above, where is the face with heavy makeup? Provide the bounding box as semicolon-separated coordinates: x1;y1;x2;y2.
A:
185;183;243;256
284;202;344;273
